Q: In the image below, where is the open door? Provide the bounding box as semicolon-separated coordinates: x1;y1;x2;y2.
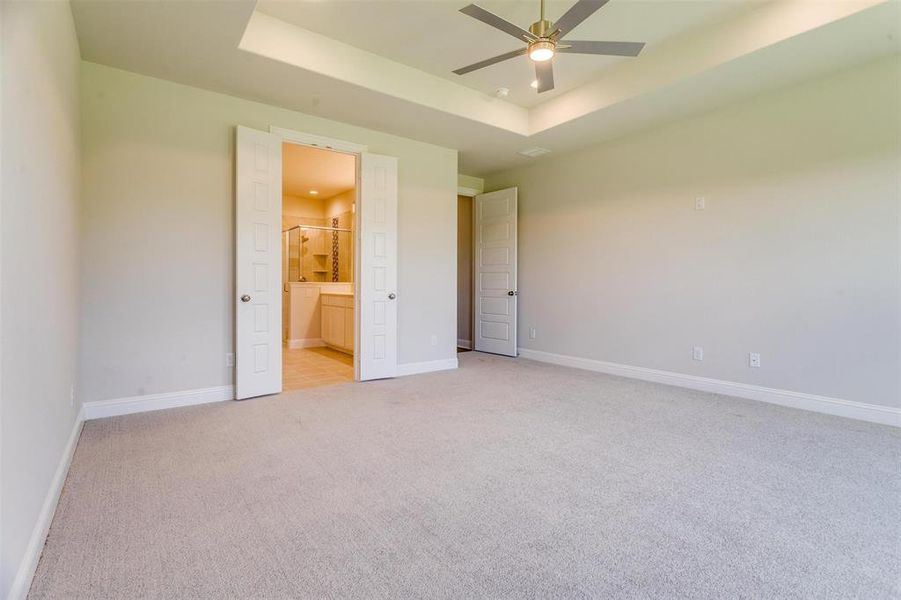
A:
474;187;518;356
235;126;282;399
357;153;398;381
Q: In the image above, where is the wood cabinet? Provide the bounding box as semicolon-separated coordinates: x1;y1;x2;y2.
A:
321;293;354;354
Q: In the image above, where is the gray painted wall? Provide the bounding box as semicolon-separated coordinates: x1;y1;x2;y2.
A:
78;62;458;403
1;2;83;596
486;56;901;408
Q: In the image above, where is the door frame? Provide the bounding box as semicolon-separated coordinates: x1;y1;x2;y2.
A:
456;186;479;350
269;126;368;381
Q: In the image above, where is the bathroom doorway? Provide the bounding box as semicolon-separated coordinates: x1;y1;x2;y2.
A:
281;143;357;390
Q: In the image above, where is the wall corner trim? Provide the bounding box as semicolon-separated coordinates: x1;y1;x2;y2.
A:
396;357;459;377
82;386;235;420
7;412;85;600
517;348;901;428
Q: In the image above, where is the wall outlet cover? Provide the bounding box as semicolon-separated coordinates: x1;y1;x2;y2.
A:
692;346;704;361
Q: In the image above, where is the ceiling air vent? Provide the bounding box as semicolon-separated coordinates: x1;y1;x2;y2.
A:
518;147;551;158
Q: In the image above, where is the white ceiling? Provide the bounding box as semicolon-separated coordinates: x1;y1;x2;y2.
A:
256;0;750;108
70;0;900;175
283;143;356;199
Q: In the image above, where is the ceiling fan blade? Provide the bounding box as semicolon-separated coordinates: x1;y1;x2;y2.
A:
535;60;554;93
557;40;645;57
453;48;529;75
459;4;536;42
554;0;610;38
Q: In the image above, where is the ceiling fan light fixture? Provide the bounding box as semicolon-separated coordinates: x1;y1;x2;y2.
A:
453;0;646;93
528;39;555;62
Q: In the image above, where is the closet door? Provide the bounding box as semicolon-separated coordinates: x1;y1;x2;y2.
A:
473;187;518;357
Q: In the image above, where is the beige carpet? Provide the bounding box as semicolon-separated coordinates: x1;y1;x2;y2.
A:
29;353;901;598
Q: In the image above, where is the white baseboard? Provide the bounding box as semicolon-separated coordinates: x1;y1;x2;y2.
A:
457;339;473;349
82;385;235;420
7;407;85;600
517;348;900;428
287;338;324;349
396;357;459;377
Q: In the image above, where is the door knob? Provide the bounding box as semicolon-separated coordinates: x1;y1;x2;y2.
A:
241;294;251;303
388;293;396;300
507;290;517;296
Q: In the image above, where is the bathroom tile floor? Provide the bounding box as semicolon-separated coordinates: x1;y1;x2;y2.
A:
283;346;354;391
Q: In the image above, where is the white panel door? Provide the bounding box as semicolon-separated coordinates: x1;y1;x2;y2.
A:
235;126;282;399
357;153;398;380
474;187;518;356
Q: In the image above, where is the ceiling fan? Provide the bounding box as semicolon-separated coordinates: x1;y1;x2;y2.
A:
453;0;645;93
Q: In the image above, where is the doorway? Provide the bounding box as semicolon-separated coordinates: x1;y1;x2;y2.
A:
281;143;357;391
457;194;474;352
235;125;399;400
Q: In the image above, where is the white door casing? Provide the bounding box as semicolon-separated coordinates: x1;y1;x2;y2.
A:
235;126;282;399
357;153;398;380
474;187;518;356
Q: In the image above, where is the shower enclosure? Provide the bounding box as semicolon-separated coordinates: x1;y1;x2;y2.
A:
283;224;354;283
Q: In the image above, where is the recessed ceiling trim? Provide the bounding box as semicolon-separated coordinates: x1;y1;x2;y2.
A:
529;0;888;134
240;11;530;136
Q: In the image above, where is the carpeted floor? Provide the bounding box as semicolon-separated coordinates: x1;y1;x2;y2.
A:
29;353;901;599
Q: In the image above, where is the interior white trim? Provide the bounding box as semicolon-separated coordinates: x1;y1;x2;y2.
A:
457;339;473;349
7;408;84;600
270;126;367;154
517;348;901;428
457;186;480;197
82;386;235;420
396;357;459;377
287;338;325;349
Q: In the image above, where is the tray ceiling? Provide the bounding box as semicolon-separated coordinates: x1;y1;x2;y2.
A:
256;0;750;108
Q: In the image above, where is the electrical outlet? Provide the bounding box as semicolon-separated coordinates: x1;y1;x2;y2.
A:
69;384;76;407
749;352;761;368
529;327;537;340
226;353;235;368
692;346;704;361
695;196;706;210
430;334;438;347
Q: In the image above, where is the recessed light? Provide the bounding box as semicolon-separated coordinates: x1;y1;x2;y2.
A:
308;190;319;195
530;80;538;89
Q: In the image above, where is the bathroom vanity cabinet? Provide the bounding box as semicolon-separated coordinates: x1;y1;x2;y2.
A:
321;292;354;354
